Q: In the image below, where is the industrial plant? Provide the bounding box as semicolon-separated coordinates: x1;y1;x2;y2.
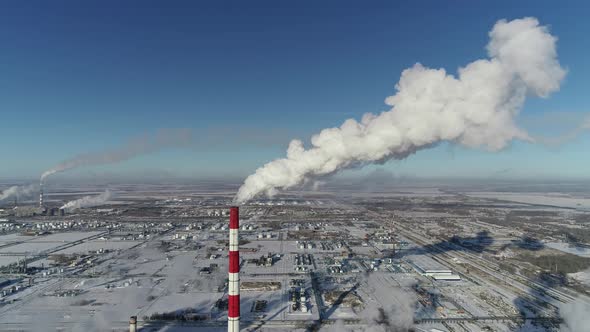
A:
0;181;588;331
1;2;589;332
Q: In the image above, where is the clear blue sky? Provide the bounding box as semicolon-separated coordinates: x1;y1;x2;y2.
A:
0;1;588;181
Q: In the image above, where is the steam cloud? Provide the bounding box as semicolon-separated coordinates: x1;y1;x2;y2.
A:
0;184;38;201
235;17;566;203
322;273;417;332
41;129;191;181
560;299;590;332
61;190;113;211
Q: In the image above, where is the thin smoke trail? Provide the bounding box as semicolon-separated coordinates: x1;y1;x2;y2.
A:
61;190;113;211
0;184;38;201
534;115;590;147
41;129;192;181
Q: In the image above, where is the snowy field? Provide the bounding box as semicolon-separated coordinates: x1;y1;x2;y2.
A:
0;231;104;267
53;239;140;255
0;232;103;255
0;233;36;246
0;256;22;267
28;231;103;243
464;192;590;210
0;241;63;254
545;242;590;257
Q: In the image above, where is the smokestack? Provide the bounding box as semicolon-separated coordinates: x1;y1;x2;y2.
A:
39;181;44;208
129;316;137;332
228;206;240;332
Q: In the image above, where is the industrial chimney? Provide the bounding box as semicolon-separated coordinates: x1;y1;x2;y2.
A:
39;181;44;208
129;316;137;332
228;206;240;332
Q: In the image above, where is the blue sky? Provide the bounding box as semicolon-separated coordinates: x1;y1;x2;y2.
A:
0;1;589;182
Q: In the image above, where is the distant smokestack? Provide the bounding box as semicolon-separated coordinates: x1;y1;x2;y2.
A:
39;181;44;208
228;206;240;332
129;316;137;332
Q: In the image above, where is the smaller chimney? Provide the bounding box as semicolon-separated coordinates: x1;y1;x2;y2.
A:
39;181;44;208
129;316;137;332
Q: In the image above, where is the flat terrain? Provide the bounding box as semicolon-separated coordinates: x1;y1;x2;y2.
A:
0;182;588;331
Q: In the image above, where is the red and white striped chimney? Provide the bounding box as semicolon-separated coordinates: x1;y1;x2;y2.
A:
228;206;240;332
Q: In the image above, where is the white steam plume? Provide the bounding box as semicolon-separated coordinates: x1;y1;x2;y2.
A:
235;17;566;204
0;184;38;201
41;129;191;181
560;299;590;332
61;190;113;211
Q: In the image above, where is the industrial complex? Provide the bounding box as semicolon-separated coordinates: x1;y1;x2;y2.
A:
2;2;589;331
0;182;587;331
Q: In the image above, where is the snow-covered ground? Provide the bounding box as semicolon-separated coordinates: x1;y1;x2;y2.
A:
0;233;35;245
464;192;590;210
569;269;590;286
53;239;140;255
545;242;590;258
